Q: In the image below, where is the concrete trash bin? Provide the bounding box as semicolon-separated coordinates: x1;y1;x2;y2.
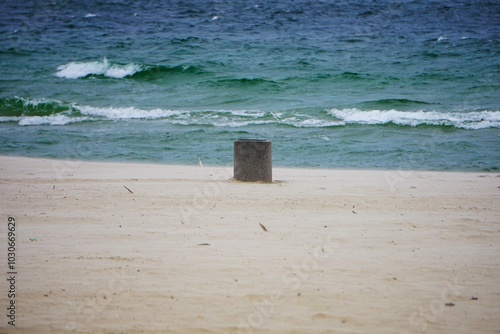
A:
234;139;272;183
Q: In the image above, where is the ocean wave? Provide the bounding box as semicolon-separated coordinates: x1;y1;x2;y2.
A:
55;58;143;79
76;105;184;119
18;115;90;126
328;108;500;130
55;58;206;80
282;117;343;128
0;117;21;123
77;105;498;130
130;64;206;81
0;115;88;126
1;97;498;129
0;96;84;126
0;97;73;117
77;106;279;127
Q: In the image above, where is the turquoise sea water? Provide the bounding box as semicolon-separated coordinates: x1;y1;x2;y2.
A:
0;0;499;170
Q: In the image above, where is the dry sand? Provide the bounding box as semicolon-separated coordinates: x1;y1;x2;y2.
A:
0;155;499;333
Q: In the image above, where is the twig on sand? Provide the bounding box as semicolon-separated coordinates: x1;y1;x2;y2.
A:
124;185;134;194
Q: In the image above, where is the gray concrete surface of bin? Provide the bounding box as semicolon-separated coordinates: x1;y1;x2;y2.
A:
233;139;272;183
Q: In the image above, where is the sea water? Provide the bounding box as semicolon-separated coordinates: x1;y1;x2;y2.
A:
0;0;498;170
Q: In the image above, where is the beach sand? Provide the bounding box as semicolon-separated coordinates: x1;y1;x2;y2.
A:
1;156;499;333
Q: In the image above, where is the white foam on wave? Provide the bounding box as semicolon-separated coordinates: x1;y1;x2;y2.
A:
328;108;500;129
284;117;343;128
181;110;342;128
76;106;279;125
76;105;185;119
7;98;499;130
0;117;21;123
84;13;97;18
55;58;142;79
229;109;267;117
171;118;275;128
18;115;89;126
163;109;274;127
14;96;62;108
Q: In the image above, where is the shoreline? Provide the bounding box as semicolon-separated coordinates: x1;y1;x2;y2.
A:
1;153;498;174
1;155;499;333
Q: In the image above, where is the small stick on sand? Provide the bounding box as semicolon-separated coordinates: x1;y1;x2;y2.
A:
124;185;134;194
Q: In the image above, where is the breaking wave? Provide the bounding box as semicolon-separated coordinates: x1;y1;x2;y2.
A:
1;97;498;129
55;58;206;80
328;108;500;130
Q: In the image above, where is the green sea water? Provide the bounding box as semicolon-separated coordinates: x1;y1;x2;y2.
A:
0;0;499;170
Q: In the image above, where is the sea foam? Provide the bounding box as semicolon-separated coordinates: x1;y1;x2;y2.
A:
18;115;89;126
55;58;142;79
328;109;500;130
76;106;184;119
4;96;499;129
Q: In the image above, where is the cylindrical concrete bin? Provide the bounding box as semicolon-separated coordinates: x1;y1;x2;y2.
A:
234;139;272;183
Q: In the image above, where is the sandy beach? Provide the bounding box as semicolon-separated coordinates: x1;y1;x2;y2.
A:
1;155;499;333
